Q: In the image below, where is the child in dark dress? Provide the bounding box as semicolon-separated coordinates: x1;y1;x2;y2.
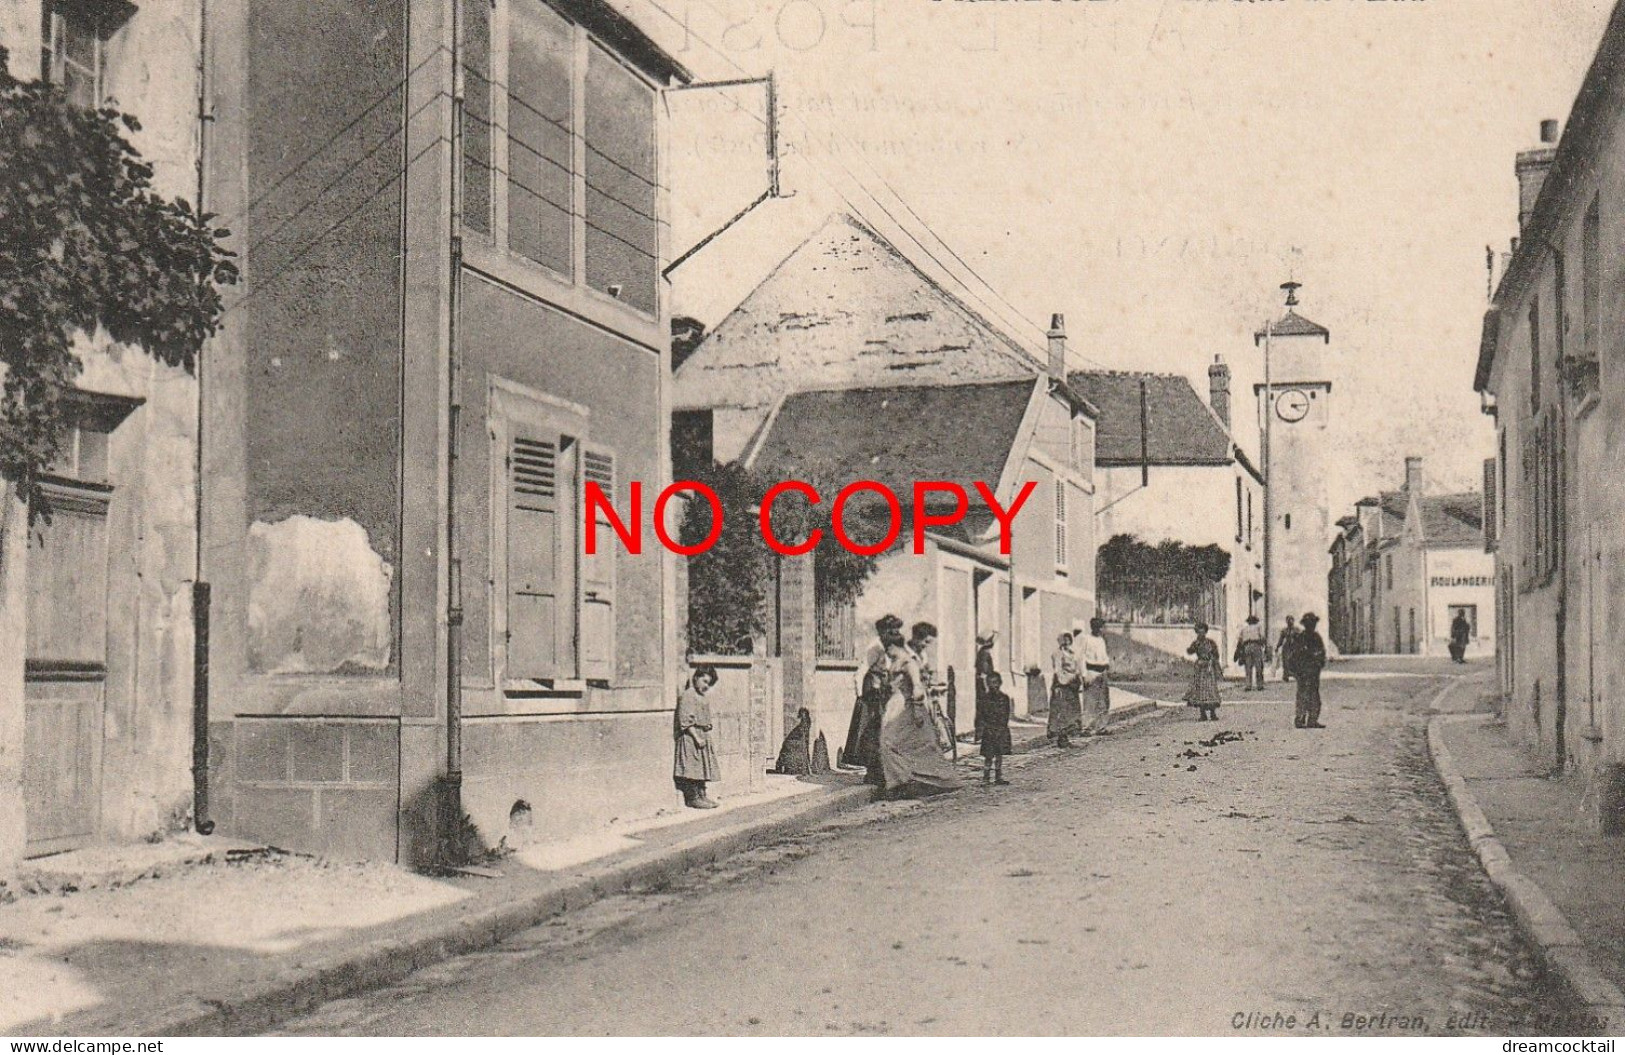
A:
978;672;1014;787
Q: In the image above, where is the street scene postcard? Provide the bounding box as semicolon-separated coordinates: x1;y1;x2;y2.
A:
6;0;1625;1044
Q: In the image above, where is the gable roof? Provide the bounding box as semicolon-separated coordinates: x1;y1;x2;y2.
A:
1065;370;1239;469
1420;493;1484;549
745;378;1037;514
673;214;1045;412
1254;310;1330;344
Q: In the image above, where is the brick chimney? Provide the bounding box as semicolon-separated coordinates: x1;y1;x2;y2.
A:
1405;456;1424;496
1207;354;1231;429
1516;120;1560;231
1047;314;1067;381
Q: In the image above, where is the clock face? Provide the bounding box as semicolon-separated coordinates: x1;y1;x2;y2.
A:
1275;389;1311;422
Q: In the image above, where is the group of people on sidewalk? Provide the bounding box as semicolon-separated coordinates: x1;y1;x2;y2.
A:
675;608;1333;809
1044;619;1114;749
842;616;989;796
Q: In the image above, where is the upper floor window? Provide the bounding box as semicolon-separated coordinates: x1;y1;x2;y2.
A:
1583;196;1601;362
1385;554;1393;591
461;0;661;315
1529;297;1541;411
41;1;109;109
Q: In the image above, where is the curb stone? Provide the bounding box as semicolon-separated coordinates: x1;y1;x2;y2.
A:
88;697;1164;1036
65;783;877;1037
1427;701;1625;1034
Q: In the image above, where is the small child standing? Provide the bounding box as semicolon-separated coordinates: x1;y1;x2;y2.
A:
978;672;1014;787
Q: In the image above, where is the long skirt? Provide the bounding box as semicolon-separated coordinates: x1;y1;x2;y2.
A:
674;733;720;782
1047;682;1083;738
878;695;963;791
843;695;884;769
1080;673;1111;733
1184;665;1222;708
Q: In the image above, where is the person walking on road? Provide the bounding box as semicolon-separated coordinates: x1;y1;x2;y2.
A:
978;671;1013;787
1276;615;1300;684
1293;613;1328;729
1184;621;1223;721
674;665;721;808
1449;611;1471;665
877;621;963;796
1236;614;1267;691
1078;617;1112;734
1047;632;1084;748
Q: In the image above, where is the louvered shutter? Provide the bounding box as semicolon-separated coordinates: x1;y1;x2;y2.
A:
1054;482;1068;568
580;446;616;682
1483;456;1497;553
507;433;577;680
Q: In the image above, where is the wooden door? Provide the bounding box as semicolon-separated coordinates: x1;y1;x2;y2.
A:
24;483;111;856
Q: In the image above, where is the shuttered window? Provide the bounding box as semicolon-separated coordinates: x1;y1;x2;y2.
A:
579;446;616;682
584;46;658;313
1054;483;1068;569
506;434;576;681
1483;456;1497;553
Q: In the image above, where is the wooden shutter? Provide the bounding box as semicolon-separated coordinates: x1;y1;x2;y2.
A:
1054;482;1067;568
507;433;577;680
1483;456;1498;552
579;445;616;682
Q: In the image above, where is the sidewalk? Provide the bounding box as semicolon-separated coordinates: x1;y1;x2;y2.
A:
1430;681;1625;1033
3;694;1165;1038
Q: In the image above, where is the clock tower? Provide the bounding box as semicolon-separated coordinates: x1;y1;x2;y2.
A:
1255;284;1333;639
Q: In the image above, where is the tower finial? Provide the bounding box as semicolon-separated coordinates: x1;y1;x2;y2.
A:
1281;280;1302;309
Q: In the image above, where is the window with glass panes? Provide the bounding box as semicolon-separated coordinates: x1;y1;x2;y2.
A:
460;0;661;313
41;2;107;109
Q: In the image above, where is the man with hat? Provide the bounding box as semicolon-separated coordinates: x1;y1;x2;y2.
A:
1235;614;1267;691
1292;612;1328;729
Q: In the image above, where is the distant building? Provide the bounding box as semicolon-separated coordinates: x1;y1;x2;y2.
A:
1255;304;1336;635
1069;363;1265;670
1329;459;1493;658
742;375;1097;739
674;212;1098;735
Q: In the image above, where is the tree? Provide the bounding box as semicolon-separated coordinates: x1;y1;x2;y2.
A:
681;462;879;655
0;46;237;516
1097;534;1231;585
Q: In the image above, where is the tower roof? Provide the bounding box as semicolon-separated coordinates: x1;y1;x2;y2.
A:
1254;310;1330;344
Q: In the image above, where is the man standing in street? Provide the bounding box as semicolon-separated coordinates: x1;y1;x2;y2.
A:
1293;612;1328;729
1236;614;1267;691
1276;615;1300;684
1449;611;1471;665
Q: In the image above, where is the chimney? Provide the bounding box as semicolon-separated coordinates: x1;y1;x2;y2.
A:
1516;120;1560;231
1405;456;1424;496
1208;354;1231;429
1047;313;1067;382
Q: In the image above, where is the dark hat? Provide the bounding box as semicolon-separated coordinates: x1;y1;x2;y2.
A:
1194;621;1209;633
1301;612;1320;626
875;614;903;634
1246;614;1259;624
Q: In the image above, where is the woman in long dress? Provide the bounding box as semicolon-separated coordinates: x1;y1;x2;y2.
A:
877;623;963;795
1184;621;1223;721
1077;617;1112;735
1047;632;1083;748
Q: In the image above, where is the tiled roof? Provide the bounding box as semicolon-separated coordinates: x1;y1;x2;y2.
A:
674;214;1043;413
1254;310;1330;343
1066;370;1234;466
1421;493;1484;549
747;378;1036;513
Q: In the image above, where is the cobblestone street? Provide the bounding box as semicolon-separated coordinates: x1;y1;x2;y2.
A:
278;660;1564;1036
